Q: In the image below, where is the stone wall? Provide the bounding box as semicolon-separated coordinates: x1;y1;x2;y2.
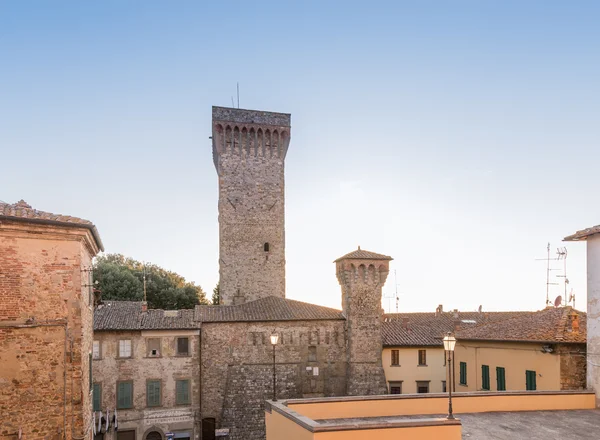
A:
337;259;389;396
92;329;201;440
201;320;347;440
0;220;99;440
559;343;587;390
212;107;291;306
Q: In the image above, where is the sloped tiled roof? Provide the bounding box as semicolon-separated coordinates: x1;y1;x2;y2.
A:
564;225;600;241
456;307;586;343
381;311;531;346
334;247;393;263
0;199;104;251
94;301;197;331
194;296;345;323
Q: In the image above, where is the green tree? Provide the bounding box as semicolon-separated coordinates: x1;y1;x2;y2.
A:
212;283;220;305
93;254;208;309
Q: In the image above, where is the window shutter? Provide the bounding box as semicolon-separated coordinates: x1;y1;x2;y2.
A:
93;383;101;411
176;380;189;404
496;367;506;391
147;380;160;407
89;353;93;390
482;365;490;390
460;362;467;385
117;382;124;408
178;338;189;355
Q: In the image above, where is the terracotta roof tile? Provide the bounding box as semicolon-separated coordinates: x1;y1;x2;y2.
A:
0;199;104;251
194;296;345;323
381;311;531;346
94;301;197;331
334;247;393;263
456;307;586;343
564;225;600;241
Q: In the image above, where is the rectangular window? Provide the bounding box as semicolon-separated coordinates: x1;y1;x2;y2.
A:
308;346;317;362
496;367;506;391
460;362;467;385
416;381;430;393
119;340;132;358
442;380;447;393
117;381;133;409
147;380;161;407
177;337;189;356
176;379;190;405
481;365;490;390
391;349;400;366
93;383;102;411
418;349;427;366
526;370;537;391
93;340;101;360
389;381;402;394
147;338;161;357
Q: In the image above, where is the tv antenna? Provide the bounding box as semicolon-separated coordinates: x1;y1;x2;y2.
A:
394;269;400;313
535;243;561;306
230;83;240;109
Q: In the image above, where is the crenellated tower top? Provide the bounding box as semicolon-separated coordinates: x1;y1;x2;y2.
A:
212;106;291;174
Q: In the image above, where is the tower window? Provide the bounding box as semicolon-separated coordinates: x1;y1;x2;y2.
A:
264;243;270;252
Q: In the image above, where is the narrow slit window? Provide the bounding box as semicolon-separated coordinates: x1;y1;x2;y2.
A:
264;243;270;252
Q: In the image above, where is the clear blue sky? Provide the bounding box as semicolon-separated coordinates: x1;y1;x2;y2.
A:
1;1;599;312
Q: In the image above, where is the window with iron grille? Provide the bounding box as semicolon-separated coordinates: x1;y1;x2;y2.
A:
418;349;427;366
391;349;400;366
416;381;429;393
389;381;402;394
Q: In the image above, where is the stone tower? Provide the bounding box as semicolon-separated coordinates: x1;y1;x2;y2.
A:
336;247;391;395
212;106;291;306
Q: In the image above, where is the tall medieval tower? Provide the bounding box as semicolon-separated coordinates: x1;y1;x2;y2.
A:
212;106;291;306
336;247;391;395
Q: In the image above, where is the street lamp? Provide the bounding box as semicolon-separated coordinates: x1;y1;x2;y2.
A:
270;333;279;401
443;332;457;420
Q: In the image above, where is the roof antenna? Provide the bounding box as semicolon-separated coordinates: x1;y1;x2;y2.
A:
395;269;399;313
535;243;560;307
556;247;568;306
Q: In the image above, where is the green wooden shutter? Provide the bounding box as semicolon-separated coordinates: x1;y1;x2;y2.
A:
460;362;467;385
89;353;93;390
482;365;490;390
496;367;506;391
147;380;161;407
93;383;101;411
118;382;132;409
526;370;537;391
176;380;190;404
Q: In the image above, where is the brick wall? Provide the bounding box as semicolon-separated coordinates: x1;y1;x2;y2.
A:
0;220;99;440
201;320;346;440
559;343;587;390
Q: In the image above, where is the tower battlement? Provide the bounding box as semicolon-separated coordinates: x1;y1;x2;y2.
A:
212;107;291;172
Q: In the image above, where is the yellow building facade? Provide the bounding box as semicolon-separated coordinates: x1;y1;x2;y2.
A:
382;347;447;394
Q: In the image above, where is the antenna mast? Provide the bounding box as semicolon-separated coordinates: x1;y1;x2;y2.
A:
535;243;560;306
143;263;147;303
395;269;399;313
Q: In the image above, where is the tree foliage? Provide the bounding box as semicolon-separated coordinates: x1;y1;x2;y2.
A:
212;283;220;305
93;254;208;309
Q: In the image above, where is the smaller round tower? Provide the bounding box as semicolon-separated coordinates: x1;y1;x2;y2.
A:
335;246;392;395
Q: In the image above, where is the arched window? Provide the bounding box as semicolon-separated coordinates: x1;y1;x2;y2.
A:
146;432;162;440
264;243;270;252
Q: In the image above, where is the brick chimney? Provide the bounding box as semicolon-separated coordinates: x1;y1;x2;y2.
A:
141;301;148;313
402;318;410;330
435;304;443;317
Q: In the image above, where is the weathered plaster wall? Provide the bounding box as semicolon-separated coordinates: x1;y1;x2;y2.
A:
587;234;600;404
212;107;291;306
0;221;98;440
454;341;561;392
382;347;447;393
92;329;201;440
558;343;586;390
201;320;347;440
